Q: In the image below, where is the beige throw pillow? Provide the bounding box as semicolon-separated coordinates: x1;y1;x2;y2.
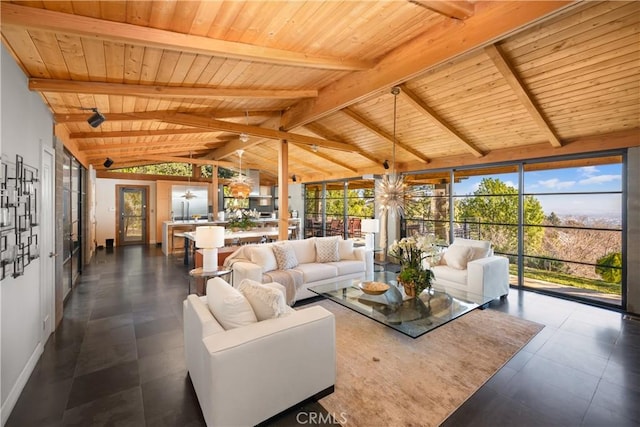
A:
442;245;473;270
315;236;340;263
338;239;355;260
238;279;294;321
271;242;299;270
249;245;278;272
206;277;257;330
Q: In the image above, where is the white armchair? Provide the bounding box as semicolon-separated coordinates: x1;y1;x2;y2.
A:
431;238;510;301
183;294;336;427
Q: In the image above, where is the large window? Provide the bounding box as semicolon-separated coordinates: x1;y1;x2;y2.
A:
522;156;623;306
304;179;374;238
405;155;624;308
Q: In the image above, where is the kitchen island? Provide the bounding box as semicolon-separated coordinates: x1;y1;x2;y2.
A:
161;218;301;256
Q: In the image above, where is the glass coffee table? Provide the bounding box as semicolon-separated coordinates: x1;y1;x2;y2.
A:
309;271;493;338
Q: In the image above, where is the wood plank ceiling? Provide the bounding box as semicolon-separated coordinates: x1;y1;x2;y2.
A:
1;1;638;185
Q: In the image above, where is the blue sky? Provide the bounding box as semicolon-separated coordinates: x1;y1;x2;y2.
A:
453;164;622;216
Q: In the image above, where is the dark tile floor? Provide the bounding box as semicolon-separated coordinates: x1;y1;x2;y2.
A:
6;245;640;426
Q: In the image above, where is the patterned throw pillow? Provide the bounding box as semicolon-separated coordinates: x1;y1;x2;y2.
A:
315;236;340;263
271;242;299;270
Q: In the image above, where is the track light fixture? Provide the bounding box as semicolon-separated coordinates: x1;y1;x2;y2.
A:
87;108;105;128
292;174;297;182
383;160;390;170
103;157;114;168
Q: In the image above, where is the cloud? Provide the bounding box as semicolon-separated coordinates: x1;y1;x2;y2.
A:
538;178;576;189
578;166;599;177
504;180;517;189
579;174;621;185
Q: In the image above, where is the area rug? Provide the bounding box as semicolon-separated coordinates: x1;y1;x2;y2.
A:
312;299;544;427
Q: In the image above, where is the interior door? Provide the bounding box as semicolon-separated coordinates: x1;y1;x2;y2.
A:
117;186;148;245
41;146;55;338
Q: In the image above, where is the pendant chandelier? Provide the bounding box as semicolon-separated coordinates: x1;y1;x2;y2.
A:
239;111;250;143
182;152;197;199
375;86;406;217
228;149;252;199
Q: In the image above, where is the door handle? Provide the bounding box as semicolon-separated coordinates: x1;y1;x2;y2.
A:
49;252;59;258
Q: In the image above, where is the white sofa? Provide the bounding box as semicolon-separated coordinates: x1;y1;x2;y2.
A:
183;291;336;427
224;237;373;303
431;238;509;301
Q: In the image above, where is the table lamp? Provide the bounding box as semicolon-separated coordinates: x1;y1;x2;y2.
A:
361;218;379;250
195;226;225;271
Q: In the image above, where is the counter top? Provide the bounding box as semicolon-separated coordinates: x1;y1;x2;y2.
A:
163;217;300;226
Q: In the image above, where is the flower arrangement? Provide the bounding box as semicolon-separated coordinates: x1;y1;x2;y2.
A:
388;234;442;297
226;208;259;230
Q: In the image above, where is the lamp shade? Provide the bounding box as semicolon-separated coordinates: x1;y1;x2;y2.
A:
195;226;225;249
361;218;380;233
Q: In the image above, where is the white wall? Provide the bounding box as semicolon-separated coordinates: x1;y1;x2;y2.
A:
95;178;157;246
1;45;54;424
288;183;303;217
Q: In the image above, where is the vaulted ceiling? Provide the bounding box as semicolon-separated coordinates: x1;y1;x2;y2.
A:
1;1;638;184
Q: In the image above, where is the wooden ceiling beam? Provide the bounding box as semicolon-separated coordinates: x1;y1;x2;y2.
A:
484;44;562;148
398;129;639;173
1;3;371;71
161;113;360;153
90;154;237;170
30;79;317;100
398;86;484;158
55;109;279;123
84;144;211;156
70;128;226;140
86;148;212;163
303;122;381;166
263;144;329;174
292;144;359;173
409;1;475;20
281;1;573;129
96;170;211;181
79;141;224;152
341;108;430;163
204;138;265;161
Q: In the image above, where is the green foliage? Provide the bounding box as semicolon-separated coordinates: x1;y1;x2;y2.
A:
200;165;235;179
511;264;621;295
114;163;234;179
595;252;622;284
455;178;545;254
226;209;257;230
546;211;561;226
115;163;192;176
315;188;374;218
397;267;434;296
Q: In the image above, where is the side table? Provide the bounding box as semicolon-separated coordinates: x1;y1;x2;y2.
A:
188;267;233;295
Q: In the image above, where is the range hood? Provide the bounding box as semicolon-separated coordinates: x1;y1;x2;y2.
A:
246;170;272;198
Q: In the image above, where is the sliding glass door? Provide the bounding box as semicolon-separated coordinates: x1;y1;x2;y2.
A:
62;153;83;300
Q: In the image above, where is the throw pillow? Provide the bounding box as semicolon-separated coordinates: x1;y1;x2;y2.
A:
442;245;473;270
338;239;355;260
271;242;299;270
249;245;278;273
315;236;340;263
469;246;490;261
206;277;257;330
289;238;316;264
238;279;293;321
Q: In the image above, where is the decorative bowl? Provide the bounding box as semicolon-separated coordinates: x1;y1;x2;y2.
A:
359;281;390;295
